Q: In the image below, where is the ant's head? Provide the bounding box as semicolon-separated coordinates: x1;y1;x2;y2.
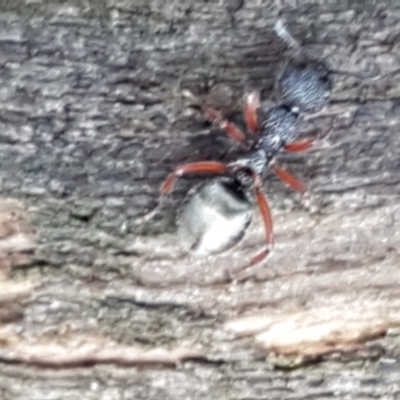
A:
278;60;333;114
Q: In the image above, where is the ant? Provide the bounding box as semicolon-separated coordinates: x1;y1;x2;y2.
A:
159;20;370;268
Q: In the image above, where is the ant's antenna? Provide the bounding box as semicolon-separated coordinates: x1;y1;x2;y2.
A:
274;19;301;50
274;19;400;83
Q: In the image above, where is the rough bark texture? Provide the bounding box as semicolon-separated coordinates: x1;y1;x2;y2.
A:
1;0;400;399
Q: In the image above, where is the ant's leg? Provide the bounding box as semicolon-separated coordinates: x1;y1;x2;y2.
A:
243;91;260;134
204;107;248;145
283;137;315;152
249;174;274;266
286;122;334;153
270;162;307;194
160;161;228;194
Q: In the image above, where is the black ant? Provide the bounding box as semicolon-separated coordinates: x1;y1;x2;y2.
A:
159;20;373;268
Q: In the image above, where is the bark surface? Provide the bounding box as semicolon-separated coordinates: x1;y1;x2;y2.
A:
1;1;400;399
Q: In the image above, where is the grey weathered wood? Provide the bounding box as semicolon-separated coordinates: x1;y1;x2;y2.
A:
0;0;400;399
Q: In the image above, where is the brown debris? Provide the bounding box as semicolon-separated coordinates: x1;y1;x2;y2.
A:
225;303;400;357
0;199;37;320
0;199;36;275
0;279;36;303
0;330;203;367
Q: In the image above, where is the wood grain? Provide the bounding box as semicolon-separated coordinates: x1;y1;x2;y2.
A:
0;1;400;399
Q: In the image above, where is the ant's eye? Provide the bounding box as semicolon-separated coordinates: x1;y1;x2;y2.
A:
320;75;330;84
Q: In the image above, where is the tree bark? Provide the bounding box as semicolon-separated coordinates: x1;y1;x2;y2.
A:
1;0;400;399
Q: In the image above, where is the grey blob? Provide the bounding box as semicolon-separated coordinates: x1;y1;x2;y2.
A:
178;178;254;256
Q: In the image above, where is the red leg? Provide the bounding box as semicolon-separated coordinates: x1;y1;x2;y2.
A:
270;163;307;194
243;91;260;134
160;161;228;194
284;137;315;152
249;174;274;265
204;107;247;144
